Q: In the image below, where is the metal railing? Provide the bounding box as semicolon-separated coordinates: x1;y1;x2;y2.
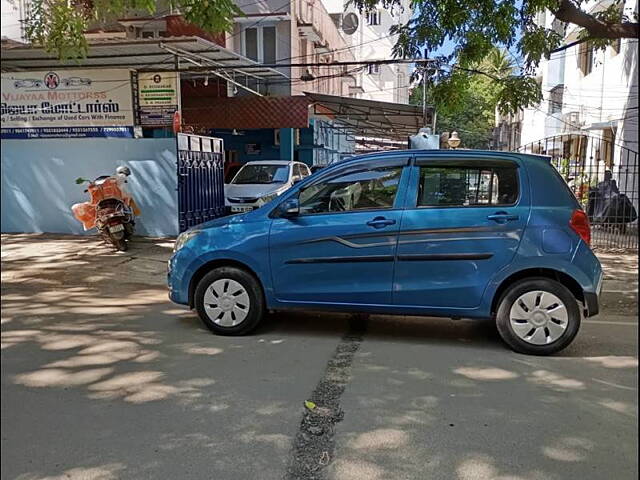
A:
518;134;638;250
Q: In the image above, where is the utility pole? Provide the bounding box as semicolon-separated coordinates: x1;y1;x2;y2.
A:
422;49;427;128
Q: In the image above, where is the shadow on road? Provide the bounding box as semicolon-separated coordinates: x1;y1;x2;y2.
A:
1;234;637;480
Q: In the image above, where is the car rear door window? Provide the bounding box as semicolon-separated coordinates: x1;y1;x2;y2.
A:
417;165;519;207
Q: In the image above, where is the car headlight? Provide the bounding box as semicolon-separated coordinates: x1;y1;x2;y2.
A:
174;229;202;252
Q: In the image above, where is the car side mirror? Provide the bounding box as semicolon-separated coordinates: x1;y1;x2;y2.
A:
280;197;300;217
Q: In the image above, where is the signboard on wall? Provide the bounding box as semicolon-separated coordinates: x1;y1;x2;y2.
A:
137;72;180;126
1;69;135;139
246;143;261;155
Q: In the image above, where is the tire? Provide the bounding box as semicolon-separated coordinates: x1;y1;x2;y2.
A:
114;238;128;251
194;267;264;336
495;277;581;355
124;222;135;239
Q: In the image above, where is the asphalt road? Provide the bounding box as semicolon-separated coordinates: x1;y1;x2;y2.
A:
1;235;638;480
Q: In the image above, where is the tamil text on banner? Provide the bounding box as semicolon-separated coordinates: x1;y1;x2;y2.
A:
1;69;135;139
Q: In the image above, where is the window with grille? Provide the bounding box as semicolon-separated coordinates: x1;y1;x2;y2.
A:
367;63;380;75
549;85;564;114
579;42;594;76
243;26;277;63
367;10;381;25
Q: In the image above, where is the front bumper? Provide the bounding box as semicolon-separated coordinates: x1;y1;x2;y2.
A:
167;251;190;305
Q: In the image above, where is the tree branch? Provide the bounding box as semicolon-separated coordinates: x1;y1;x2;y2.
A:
553;0;639;39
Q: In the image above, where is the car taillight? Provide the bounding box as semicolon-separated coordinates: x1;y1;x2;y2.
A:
569;209;591;245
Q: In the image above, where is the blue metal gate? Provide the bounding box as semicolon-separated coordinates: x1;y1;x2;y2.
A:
177;133;226;233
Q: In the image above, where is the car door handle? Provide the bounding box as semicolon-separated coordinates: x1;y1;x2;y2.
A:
366;217;396;228
487;212;519;223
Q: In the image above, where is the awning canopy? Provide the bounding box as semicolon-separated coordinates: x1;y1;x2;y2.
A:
583;120;618;130
0;36;288;96
183;95;310;129
305;92;433;140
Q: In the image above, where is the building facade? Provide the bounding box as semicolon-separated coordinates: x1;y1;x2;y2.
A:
1;0;425;236
494;1;638;210
495;1;638;155
228;0;358;97
322;0;411;103
1;0;29;42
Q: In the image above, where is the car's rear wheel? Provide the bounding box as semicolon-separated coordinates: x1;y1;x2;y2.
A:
194;267;264;335
496;278;581;355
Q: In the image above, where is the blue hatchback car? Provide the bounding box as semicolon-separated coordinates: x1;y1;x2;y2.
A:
168;150;603;355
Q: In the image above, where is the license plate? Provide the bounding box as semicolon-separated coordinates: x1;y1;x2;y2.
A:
231;206;253;213
109;224;125;233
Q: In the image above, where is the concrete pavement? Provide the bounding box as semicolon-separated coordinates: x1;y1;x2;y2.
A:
1;234;637;480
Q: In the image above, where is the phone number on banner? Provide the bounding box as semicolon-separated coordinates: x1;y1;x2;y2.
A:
1;126;135;139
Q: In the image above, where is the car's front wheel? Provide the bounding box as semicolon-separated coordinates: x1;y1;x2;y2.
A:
194;267;264;335
496;278;581;355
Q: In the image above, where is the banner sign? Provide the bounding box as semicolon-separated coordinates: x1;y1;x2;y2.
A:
137;72;180;126
1;69;134;139
1;126;134;139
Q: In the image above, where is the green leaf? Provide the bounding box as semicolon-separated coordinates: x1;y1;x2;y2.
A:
304;400;316;410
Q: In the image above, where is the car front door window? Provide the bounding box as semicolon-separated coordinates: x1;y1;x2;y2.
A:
298;167;403;214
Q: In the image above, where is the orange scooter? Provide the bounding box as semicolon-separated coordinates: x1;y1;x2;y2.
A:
72;166;140;251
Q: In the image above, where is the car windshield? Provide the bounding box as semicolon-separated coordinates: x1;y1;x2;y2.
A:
231;164;289;184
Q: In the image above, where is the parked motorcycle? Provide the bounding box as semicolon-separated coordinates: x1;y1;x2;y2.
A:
586;174;637;234
71;166;139;251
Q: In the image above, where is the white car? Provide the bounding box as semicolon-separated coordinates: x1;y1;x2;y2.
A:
225;161;311;213
13;79;42;89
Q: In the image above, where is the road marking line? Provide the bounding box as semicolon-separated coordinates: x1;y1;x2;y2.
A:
592;378;637;391
583;320;638;326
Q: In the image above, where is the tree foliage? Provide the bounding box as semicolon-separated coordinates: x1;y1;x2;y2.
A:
353;0;639;114
23;0;241;60
411;49;515;148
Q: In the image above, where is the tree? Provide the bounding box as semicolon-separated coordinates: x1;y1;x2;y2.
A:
353;0;639;114
22;0;241;60
412;49;515;148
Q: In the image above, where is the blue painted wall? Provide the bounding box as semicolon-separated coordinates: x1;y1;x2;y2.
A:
212;122;354;168
213;129;283;163
1;138;179;237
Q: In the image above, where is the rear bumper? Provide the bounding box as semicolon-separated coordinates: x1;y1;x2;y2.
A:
584;270;603;317
584;292;599;317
